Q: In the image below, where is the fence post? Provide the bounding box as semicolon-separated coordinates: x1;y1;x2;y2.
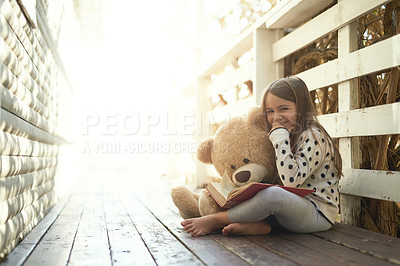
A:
338;19;362;226
195;76;211;187
254;29;283;104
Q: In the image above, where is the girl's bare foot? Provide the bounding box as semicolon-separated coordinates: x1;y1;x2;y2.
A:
181;211;230;237
222;221;272;236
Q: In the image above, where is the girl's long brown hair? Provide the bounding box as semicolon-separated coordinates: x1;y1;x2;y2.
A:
260;77;343;177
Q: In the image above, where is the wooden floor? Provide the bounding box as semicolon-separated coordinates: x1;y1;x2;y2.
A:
2;160;400;266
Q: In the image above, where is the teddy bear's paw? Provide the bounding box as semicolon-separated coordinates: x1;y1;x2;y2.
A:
199;189;222;216
170;185;201;219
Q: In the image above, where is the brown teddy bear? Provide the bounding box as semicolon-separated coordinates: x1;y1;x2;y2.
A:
171;106;280;219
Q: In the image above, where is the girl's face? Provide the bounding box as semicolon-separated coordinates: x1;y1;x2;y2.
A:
265;93;297;132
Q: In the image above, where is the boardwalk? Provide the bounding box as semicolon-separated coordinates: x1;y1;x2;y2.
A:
2;157;400;266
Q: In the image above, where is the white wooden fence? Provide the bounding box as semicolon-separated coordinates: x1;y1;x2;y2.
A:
193;0;400;225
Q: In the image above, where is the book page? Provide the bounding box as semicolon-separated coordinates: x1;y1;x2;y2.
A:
220;170;237;192
228;182;255;198
211;182;231;199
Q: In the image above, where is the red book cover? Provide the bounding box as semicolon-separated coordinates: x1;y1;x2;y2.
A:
206;182;313;209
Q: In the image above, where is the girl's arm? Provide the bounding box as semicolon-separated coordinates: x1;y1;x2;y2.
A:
269;127;328;187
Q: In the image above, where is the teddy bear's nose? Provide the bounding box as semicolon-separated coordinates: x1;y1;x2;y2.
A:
235;170;251;183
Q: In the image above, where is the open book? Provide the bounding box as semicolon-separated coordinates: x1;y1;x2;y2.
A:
206;171;313;209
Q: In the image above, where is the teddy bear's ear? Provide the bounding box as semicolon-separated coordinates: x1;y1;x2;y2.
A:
197;137;213;164
247;106;268;131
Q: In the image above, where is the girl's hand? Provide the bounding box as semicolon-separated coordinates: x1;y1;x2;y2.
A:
268;123;286;137
270;122;295;133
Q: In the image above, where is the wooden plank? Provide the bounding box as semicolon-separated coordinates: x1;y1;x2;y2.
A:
206;63;253;97
248;233;345;266
1;196;68;266
123;194;203;265
314;228;400;264
253;29;282;103
102;194;156;265
22;195;85;266
68;194;112;266
331;223;400;248
211;234;296;265
136;192;249;266
282;232;394;265
196;77;212;186
199;33;253;79
337;19;362;226
292;59;337;90
208;97;255;124
266;0;334;28
318;102;400;138
272;0;390;61
296;33;400;91
339;169;400;202
338;32;400;82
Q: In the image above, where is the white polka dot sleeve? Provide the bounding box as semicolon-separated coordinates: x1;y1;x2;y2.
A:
269;128;327;188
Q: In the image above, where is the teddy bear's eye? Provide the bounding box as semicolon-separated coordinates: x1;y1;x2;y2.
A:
243;158;250;164
231;165;236;170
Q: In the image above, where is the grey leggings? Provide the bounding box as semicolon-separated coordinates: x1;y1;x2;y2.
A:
227;186;332;233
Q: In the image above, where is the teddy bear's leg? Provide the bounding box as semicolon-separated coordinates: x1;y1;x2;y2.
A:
170;185;201;219
199;189;223;216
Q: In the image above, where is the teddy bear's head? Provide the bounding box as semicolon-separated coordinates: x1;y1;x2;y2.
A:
197;106;280;186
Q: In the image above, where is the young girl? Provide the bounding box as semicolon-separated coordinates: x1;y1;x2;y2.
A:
182;77;342;237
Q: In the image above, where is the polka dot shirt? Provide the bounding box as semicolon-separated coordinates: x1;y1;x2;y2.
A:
269;127;340;224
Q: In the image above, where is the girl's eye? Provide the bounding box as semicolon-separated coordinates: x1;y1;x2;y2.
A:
266;110;273;114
